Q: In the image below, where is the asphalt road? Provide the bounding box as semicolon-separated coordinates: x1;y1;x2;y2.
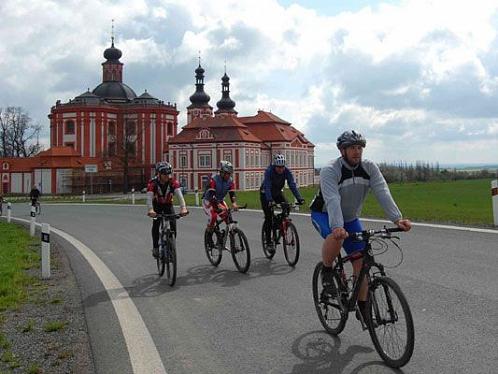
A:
9;203;498;374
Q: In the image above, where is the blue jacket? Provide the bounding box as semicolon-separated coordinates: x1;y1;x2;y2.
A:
203;174;235;202
260;166;302;202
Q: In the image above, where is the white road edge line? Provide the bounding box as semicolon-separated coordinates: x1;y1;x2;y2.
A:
3;216;167;374
43;203;498;235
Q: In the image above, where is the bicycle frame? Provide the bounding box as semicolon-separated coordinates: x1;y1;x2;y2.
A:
333;243;387;313
213;208;240;249
269;203;294;243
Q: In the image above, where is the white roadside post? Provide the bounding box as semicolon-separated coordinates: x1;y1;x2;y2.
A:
492;180;498;227
195;189;199;206
41;223;51;279
7;202;12;223
82;190;86;203
132;188;135;205
30;205;36;237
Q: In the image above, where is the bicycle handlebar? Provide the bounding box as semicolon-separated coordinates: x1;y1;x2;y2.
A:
349;226;405;241
153;212;188;220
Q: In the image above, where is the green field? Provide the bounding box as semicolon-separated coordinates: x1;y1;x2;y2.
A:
184;178;495;226
0;222;40;311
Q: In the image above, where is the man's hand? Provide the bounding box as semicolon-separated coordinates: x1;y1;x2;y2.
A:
147;209;157;218
232;202;239;211
395;219;412;232
332;227;349;240
179;207;189;216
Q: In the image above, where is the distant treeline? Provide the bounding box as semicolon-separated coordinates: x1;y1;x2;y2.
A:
377;161;497;183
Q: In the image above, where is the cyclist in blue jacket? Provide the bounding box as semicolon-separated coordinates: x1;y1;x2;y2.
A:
260;154;305;252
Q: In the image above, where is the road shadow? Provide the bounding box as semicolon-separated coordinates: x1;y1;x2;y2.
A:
289;330;405;374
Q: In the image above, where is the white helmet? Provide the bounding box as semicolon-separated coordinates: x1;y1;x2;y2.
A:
273;153;286;166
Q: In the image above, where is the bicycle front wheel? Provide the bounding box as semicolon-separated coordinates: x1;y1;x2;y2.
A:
261;221;276;259
230;228;251;273
312;262;348;335
157;245;165;277
367;276;415;368
165;237;177;287
204;229;222;266
283;222;300;267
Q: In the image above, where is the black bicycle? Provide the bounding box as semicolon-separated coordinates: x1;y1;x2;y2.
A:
31;199;41;215
154;213;185;286
261;202;301;266
204;204;251;273
312;227;414;368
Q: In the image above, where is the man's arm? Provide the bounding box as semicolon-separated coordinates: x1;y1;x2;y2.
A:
263;167;273;202
320;165;344;230
285;169;303;201
172;180;187;209
368;162;402;223
146;181;155;212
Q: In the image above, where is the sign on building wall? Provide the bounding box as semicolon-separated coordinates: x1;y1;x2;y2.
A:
85;164;98;173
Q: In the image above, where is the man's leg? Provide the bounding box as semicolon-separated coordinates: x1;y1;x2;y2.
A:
151;218;160;258
165;205;177;237
260;193;273;246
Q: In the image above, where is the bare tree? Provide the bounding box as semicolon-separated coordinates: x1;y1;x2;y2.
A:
0;107;42;157
102;115;142;193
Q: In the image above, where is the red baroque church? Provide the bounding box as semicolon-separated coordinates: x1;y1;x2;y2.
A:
169;63;315;191
0;38;179;194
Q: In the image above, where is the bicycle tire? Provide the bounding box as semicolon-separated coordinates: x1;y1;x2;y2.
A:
165;237;177;287
283;222;300;267
261;221;276;259
367;276;415;368
230;228;251;273
204;228;222;266
157;246;165;277
312;262;348;335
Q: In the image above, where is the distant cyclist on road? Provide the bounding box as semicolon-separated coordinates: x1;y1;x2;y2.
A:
147;162;188;258
310;130;411;322
260;154;305;252
202;161;239;231
29;185;41;207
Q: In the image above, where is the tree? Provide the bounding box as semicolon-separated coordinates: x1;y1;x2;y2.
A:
102;115;142;193
0;107;42;157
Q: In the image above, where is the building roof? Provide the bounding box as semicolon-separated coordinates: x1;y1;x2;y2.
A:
239;110;314;146
170;116;262;144
92;81;137;101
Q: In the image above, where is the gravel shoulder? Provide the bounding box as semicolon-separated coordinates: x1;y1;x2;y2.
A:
0;237;95;374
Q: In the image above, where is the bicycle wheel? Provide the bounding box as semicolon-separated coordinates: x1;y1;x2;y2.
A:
204;228;222;266
165;237;177;287
230;228;251;273
312;262;348;335
367;276;415;368
261;221;276;259
283;222;300;267
157;244;165;277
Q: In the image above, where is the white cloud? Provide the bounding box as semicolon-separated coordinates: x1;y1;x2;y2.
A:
1;0;498;166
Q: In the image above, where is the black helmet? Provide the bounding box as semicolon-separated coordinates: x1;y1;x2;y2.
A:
156;161;173;175
219;160;233;174
336;130;366;149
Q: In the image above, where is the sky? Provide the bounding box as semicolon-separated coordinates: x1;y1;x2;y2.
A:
1;0;498;167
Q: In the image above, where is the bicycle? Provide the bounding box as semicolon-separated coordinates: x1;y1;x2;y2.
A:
312;227;414;368
261;202;301;266
204;204;251;273
31;200;41;215
154;213;186;286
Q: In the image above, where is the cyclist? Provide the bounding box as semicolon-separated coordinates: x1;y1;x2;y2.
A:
260;153;305;252
310;130;411;323
29;185;41;208
147;161;188;258
202;161;238;231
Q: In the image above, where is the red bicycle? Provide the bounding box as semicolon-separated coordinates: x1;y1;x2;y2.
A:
261;202;301;266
